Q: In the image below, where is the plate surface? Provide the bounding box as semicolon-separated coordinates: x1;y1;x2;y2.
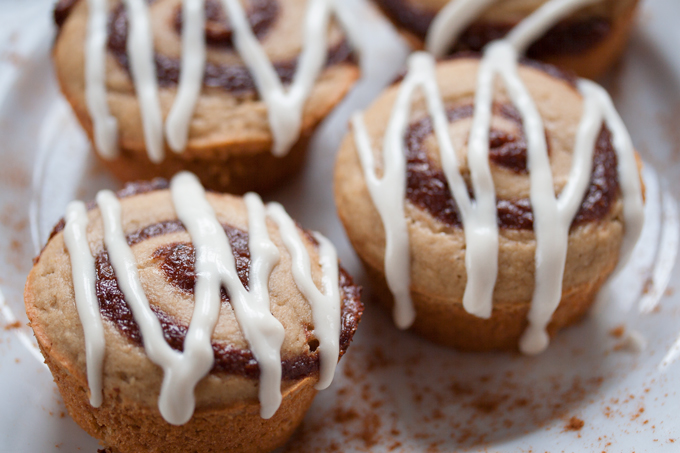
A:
1;0;679;452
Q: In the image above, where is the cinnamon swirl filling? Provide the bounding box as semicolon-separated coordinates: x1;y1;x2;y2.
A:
405;103;619;230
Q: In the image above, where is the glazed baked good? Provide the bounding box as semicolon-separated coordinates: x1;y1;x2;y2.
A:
334;0;643;354
25;173;362;453
375;0;639;79
53;0;369;194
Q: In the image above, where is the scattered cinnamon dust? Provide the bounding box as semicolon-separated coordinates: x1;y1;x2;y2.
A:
358;412;381;448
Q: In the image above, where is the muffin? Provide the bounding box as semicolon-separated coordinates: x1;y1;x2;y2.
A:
25;173;363;453
334;48;643;353
53;0;361;193
374;0;640;79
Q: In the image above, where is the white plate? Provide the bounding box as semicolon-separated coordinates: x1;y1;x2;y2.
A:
1;0;680;451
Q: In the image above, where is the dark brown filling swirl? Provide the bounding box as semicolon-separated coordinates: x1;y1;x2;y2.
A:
106;0;355;93
405;103;619;230
374;0;611;58
39;179;363;380
94;219;362;380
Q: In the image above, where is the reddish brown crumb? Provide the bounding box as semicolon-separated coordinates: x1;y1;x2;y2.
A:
426;441;442;452
388;441;402;451
631;407;645;421
565;416;585;431
333;407;359;424
609;326;625;339
613;342;628;352
471;394;508;414
450;380;473;396
513;398;529;408
3;321;21;330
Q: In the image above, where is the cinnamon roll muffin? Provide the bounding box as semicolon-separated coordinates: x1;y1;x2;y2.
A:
25;174;362;453
375;0;639;79
334;51;643;353
53;0;361;193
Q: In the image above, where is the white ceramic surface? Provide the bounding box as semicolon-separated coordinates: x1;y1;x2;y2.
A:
0;0;679;452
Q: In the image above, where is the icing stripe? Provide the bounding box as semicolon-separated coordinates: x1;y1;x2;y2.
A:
518;80;601;353
458;46;502;319
425;0;498;57
219;0;332;156
167;172;232;423
555;83;602;220
352;51;500;327
63;201;105;407
97;190;187;424
172;173;290;420
506;0;602;53
484;42;562;355
123;0;165;163
165;0;207;152
243;192;286;419
268;203;341;389
84;0;119;159
351;107;413;328
581;81;644;271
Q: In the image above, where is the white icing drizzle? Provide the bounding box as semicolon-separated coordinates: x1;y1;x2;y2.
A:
84;0;388;159
581;81;644;271
63;201;105;407
64;172;342;423
165;0;206;153
169;172;288;423
267;203;341;389
426;0;601;56
505;0;602;54
219;0;331;156
97;190;186;424
241;192;286;419
355;0;645;353
122;0;164;163
425;0;498;58
84;0;119;159
351;106;412;328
